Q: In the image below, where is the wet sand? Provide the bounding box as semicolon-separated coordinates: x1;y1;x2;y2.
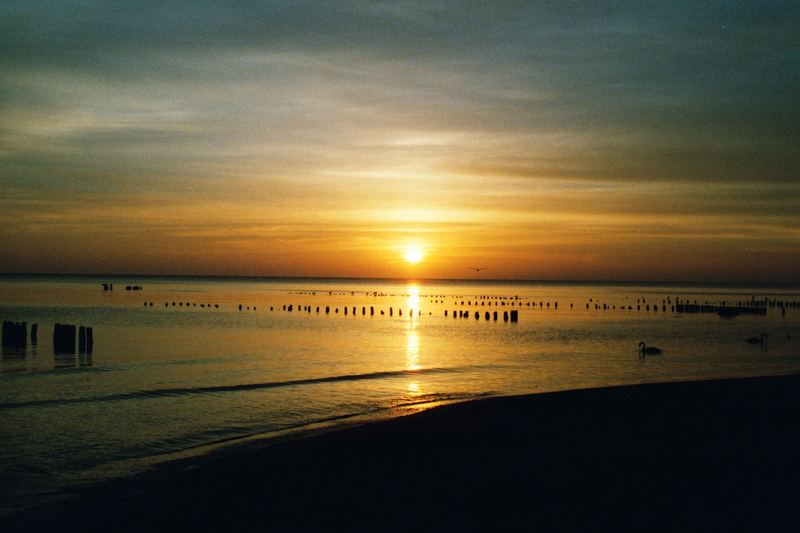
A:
7;374;800;532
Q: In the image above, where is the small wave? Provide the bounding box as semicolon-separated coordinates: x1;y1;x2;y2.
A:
0;366;475;410
132;390;497;457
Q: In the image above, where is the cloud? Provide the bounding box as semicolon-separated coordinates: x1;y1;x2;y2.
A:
1;1;798;280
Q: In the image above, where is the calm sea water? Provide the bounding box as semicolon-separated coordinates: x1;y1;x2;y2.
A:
2;275;799;516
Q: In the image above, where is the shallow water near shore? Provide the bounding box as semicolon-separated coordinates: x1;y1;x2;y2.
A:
2;275;800;517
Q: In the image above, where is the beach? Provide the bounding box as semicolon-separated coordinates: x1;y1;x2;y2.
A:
6;374;800;532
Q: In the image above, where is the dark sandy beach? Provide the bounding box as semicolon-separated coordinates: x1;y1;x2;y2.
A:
7;374;800;532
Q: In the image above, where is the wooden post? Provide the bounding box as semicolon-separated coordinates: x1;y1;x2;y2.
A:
54;324;76;354
79;326;86;354
86;327;93;355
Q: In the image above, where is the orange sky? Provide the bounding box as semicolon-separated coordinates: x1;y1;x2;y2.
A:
1;3;798;282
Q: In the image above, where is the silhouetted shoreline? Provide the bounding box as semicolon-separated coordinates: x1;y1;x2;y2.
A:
7;374;800;532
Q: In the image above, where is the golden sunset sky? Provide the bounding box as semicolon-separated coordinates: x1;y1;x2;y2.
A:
1;2;798;282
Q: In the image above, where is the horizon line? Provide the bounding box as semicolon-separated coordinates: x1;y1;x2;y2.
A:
1;271;798;289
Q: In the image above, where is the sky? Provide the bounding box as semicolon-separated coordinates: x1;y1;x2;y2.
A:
1;1;798;282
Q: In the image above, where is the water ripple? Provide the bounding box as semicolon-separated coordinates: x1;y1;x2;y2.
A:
0;366;484;410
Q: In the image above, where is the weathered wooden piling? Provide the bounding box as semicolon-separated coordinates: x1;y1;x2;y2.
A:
493;311;498;321
485;311;490;320
31;323;38;343
87;327;93;353
79;326;87;354
510;310;518;322
2;321;28;348
53;323;77;354
503;311;509;322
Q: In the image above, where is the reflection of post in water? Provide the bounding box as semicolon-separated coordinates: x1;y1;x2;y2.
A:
54;352;77;369
2;345;26;360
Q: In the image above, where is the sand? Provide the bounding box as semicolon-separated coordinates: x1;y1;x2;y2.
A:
6;374;800;532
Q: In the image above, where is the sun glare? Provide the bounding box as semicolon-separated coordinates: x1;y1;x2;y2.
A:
404;247;424;264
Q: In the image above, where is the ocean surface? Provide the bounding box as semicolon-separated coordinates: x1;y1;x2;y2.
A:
2;275;799;517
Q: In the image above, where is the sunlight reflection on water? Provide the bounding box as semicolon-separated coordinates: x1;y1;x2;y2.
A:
2;276;800;516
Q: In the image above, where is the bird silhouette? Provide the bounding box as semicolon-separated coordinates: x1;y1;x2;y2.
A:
745;333;767;345
469;267;487;272
639;341;663;355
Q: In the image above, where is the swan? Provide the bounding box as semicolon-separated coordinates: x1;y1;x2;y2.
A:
745;333;767;344
639;341;663;355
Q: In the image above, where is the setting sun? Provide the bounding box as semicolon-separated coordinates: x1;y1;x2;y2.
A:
404;247;425;264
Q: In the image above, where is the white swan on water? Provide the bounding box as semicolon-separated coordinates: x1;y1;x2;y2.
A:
639;341;663;355
745;333;767;345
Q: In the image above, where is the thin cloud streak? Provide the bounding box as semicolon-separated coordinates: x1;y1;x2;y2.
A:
0;1;798;281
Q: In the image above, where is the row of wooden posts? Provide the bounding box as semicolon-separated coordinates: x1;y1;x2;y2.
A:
1;321;36;348
272;304;519;322
102;283;142;291
1;321;92;355
447;309;519;322
54;324;94;355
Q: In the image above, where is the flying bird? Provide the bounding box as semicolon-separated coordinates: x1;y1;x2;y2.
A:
469;267;487;272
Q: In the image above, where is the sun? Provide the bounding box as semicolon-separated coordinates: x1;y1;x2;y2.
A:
404;247;424;264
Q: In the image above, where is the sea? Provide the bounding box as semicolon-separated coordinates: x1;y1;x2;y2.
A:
1;275;799;517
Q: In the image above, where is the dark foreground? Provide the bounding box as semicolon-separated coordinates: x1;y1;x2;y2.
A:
7;375;800;532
